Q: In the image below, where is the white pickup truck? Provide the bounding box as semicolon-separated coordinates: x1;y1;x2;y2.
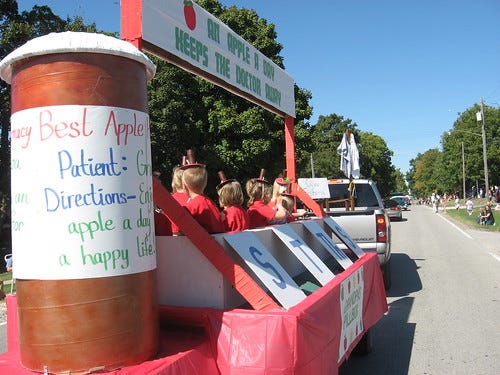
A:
322;179;392;290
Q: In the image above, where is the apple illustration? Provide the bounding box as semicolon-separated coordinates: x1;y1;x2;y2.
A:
184;0;196;30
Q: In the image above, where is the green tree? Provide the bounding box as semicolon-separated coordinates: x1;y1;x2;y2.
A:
301;113;357;179
357;131;395;197
407;102;499;199
148;0;314;195
1;0;405;215
297;114;397;197
407;149;442;198
392;168;408;195
442;103;500;196
1;0;313;209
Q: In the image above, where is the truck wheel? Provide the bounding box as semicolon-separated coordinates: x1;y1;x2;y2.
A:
382;258;392;290
353;329;372;355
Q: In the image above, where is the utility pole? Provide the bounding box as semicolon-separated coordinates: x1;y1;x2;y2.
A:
462;142;466;200
310;153;315;178
479;98;489;197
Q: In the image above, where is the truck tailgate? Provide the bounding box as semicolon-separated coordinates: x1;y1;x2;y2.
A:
326;210;377;243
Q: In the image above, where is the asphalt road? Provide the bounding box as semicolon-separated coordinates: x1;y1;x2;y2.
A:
340;204;500;375
1;205;499;374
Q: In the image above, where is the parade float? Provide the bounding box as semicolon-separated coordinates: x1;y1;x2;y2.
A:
0;1;387;374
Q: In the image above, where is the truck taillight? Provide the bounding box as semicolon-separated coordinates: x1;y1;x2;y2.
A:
376;214;387;243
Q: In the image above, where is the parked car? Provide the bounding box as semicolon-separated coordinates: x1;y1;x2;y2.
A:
384;198;403;221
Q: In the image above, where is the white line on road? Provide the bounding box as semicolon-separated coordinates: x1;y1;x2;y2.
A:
436;212;473;239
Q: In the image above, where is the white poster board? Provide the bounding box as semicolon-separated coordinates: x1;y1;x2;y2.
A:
271;225;335;286
10;105;156;280
302;221;353;270
297;178;330;199
224;231;306;309
142;0;295;117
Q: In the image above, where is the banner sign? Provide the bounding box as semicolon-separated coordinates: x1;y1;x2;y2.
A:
142;0;295;117
338;266;364;361
10;105;156;279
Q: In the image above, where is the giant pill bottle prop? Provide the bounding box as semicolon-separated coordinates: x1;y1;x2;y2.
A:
0;32;159;373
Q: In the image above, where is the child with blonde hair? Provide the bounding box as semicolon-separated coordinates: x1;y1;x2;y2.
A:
171;165;188;205
277;193;296;223
217;171;249;232
269;174;292;209
246;169;288;229
181;150;224;234
169;165;189;234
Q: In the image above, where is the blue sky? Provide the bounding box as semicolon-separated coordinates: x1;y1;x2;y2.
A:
17;0;500;173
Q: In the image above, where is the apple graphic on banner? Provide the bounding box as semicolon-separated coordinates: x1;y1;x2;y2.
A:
184;0;196;30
